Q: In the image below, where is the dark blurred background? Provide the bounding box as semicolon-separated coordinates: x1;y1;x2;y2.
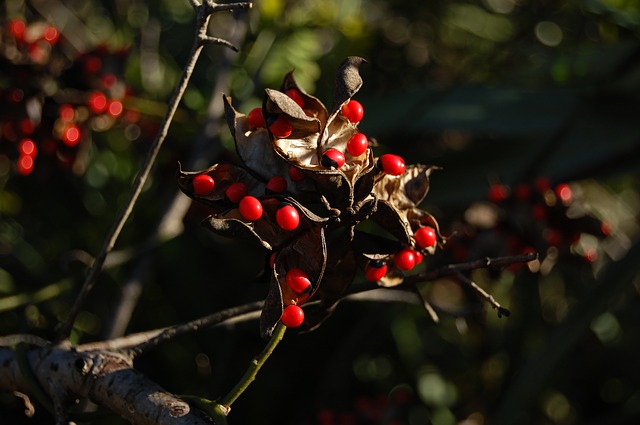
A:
1;1;639;424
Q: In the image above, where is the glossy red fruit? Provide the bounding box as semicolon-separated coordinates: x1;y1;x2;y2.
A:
247;107;266;128
285;268;311;292
59;104;75;122
239;196;263;221
379;154;405;176
488;183;510;203
286;88;305;108
365;260;388;282
288;166;305;182
276;204;300;230
266;176;287;194
9;19;26;41
414;226;437;249
347;133;368;156
413;250;424;265
192;174;215;195
281;305;304;328
321;148;345;169
269;115;292;138
342;100;364;123
225;182;249;203
395;248;416;271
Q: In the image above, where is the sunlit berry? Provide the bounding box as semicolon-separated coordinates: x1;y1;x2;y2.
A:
239;196;263;221
395;248;416;271
62;125;81;147
18;139;37;157
285;88;305;108
365;260;388;282
321;148;345;169
89;91;108;114
247;108;266;128
285;268;311;293
225;182;249;203
288;166;305;182
281;305;304;328
276;204;300;230
414;226;437;249
266;176;287;194
346;133;368;156
342;99;364;123
269;115;292;138
192;174;215;195
379;154;405;176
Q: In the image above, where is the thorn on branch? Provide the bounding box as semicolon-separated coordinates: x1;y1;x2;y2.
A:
199;35;239;52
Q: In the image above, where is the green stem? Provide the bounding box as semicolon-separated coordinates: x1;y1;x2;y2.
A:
219;321;287;409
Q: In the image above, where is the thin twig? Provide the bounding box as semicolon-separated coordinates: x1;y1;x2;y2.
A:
127;301;264;357
218;321;287;409
456;272;511;318
55;3;248;342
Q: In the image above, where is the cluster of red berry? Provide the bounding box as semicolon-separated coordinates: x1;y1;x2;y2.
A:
1;17;137;177
443;177;611;270
179;57;444;335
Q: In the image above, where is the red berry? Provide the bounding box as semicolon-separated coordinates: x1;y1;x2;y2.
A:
9;19;26;41
555;183;572;204
62;125;81;147
84;56;102;74
321;148;345;169
288;166;305;182
347;133;368;156
43;25;59;44
365;260;388;282
414;226;437;249
285;88;305;108
239;196;263;221
247;108;266;128
269;115;292;138
379;154;405;176
192;174;215;195
89;91;108;114
514;183;532;200
59;104;75;122
16;155;34;176
342;100;364;123
281;305;304;328
395;248;416;271
19;139;37;157
266;176;287;194
276;204;300;230
19;119;35;135
285;268;311;292
488;183;510;203
414;250;424;264
225;182;249;203
107;99;123;117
